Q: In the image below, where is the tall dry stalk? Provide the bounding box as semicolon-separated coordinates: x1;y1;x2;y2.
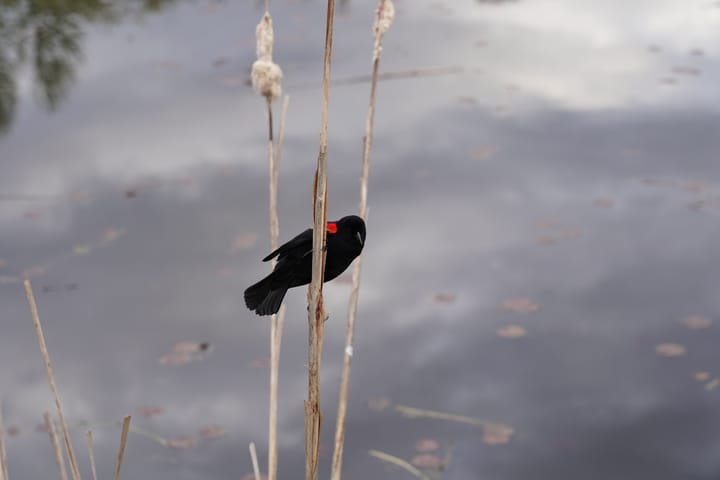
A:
266;97;289;480
305;1;336;479
0;401;8;480
43;412;68;480
330;2;394;479
24;280;81;480
112;415;131;480
251;8;287;480
85;431;98;480
249;442;262;480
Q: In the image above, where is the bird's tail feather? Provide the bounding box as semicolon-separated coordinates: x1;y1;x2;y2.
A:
244;275;287;316
256;288;288;316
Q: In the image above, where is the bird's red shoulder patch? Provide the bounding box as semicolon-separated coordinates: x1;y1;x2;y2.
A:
326;223;338;234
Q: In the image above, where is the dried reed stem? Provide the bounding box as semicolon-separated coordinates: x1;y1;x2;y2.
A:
267;97;290;480
0;402;8;480
305;2;336;479
395;405;488;426
112;415;131;480
249;442;262;480
368;449;432;480
267;306;284;480
331;2;394;479
24;280;81;480
43;412;68;480
252;6;286;479
85;431;98;480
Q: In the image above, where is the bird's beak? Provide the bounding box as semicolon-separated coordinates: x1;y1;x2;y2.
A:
356;231;364;246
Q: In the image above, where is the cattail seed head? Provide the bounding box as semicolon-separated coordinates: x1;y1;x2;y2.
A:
373;0;395;37
252;12;282;101
256;13;274;61
372;0;395;60
251;59;283;101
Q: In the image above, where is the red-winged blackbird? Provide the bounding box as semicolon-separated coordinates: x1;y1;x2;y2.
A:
244;215;366;316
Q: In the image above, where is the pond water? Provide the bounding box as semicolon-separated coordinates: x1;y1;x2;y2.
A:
1;0;720;479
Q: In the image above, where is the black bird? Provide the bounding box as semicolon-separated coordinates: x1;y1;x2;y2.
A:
244;215;366;316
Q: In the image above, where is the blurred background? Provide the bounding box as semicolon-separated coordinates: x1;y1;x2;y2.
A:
1;0;720;478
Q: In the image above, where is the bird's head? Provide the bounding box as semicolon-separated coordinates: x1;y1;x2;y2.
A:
335;215;366;249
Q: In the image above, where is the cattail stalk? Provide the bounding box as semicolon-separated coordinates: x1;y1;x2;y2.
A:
43;412;68;480
305;1;336;479
112;416;131;480
0;402;8;480
24;280;81;480
330;2;394;479
251;6;288;479
85;431;98;480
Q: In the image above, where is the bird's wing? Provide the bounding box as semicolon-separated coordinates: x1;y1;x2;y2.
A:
262;228;313;262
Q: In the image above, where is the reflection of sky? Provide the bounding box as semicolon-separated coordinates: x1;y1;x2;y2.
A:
1;0;720;479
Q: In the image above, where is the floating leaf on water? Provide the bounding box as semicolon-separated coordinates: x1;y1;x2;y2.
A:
414;438;439;452
497;325;527;338
137;406;166;417
5;426;20;437
432;293;456;304
537;235;556;246
368;397;391;412
159;352;192;366
501;298;540;314
23;210;44;220
158;60;182;70
250;358;270;368
216;267;235;278
124;189;138;198
34;423;49;433
173;341;210;354
71;191;90;201
680;182;705;193
410;453;443;469
104;228;125;242
536;218;561;229
173;176;194;186
198;425;227;439
693;371;711;381
482;423;514;445
655;343;686;358
0;258;6;268
166;436;198;449
231;233;258;252
681;315;713;330
73;245;91;255
593;197;615;208
471;146;496;161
